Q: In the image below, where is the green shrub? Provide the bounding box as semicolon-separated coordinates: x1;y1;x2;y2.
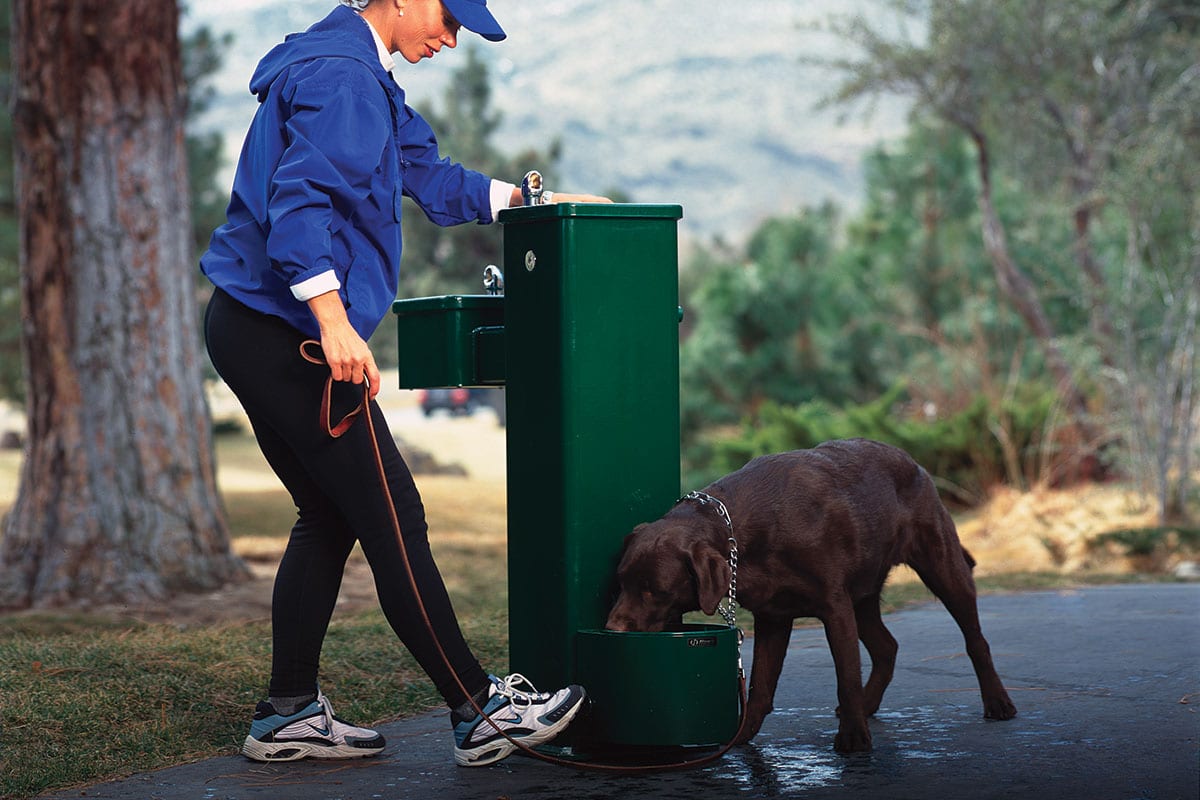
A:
683;383;1060;507
1088;527;1200;558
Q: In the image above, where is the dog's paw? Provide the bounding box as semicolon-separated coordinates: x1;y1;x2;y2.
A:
984;693;1018;721
833;722;872;753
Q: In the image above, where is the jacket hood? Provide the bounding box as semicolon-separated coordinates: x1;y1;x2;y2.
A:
249;5;383;100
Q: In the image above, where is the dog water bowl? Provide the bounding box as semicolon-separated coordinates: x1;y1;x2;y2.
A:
574;624;741;748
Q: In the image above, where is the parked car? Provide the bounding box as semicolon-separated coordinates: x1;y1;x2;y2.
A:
418;387;473;417
416;387;506;424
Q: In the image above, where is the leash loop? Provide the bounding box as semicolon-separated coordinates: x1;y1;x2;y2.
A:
299;340;365;438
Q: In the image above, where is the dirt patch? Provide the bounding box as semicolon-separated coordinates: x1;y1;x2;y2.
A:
954;483;1163;574
88;556;382;628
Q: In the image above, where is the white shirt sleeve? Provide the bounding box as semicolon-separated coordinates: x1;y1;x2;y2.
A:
291;270;342;302
490;179;517;221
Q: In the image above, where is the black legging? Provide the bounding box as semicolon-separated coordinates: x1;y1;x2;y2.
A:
204;289;488;707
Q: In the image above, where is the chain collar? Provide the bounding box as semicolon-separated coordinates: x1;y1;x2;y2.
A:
679;491;740;634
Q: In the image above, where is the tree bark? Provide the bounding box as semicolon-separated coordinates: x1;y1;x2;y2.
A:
0;0;249;609
965;125;1093;422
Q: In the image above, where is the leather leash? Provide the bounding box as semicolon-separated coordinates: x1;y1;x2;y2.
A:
300;340;748;773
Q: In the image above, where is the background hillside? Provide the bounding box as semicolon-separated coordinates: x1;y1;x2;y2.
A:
186;0;911;242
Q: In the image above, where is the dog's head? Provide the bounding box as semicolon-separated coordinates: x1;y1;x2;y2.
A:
604;516;732;632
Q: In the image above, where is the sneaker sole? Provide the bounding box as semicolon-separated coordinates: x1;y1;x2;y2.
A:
453;691;585;767
242;735;385;762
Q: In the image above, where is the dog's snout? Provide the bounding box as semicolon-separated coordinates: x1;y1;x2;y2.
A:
605;596;669;633
605;594;654;632
604;603;634;632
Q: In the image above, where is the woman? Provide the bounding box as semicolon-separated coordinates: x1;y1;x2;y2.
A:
201;0;606;768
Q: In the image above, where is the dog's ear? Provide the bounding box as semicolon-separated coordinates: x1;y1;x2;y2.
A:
690;541;732;616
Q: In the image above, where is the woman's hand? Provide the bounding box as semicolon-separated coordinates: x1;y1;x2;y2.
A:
307;291;381;400
506;187;615;207
548;192;613;204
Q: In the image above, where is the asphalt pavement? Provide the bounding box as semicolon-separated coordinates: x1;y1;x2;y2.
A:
37;583;1199;800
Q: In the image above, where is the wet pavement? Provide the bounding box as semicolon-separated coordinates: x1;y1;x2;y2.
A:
39;583;1199;800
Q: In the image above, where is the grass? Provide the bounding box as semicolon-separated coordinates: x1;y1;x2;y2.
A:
0;430;512;800
0;430;1191;799
0;607;509;800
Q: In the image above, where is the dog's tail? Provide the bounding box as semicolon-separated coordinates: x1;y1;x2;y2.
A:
918;465;978;574
935;492;977;572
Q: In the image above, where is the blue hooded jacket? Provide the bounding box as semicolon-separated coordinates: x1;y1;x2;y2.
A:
200;5;495;340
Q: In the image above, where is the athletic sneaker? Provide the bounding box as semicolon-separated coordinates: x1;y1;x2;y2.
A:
241;692;385;762
453;673;586;767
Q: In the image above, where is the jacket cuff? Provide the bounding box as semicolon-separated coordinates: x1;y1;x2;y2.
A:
290;269;342;302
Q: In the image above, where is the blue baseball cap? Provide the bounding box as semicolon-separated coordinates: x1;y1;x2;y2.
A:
443;0;505;42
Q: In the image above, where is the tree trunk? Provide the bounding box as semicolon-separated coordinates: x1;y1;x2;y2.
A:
1071;189;1119;360
0;0;249;609
965;126;1112;483
965;126;1092;422
1042;97;1119;361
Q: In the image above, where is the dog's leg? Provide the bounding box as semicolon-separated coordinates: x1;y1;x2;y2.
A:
735;613;792;744
822;598;872;752
912;550;1017;721
854;593;898;716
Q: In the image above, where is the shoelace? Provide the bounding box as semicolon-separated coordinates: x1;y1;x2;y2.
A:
492;673;547;710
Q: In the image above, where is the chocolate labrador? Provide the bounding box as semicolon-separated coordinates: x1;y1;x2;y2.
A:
605;438;1017;752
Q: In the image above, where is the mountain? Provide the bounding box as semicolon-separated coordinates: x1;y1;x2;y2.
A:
186;0;911;243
